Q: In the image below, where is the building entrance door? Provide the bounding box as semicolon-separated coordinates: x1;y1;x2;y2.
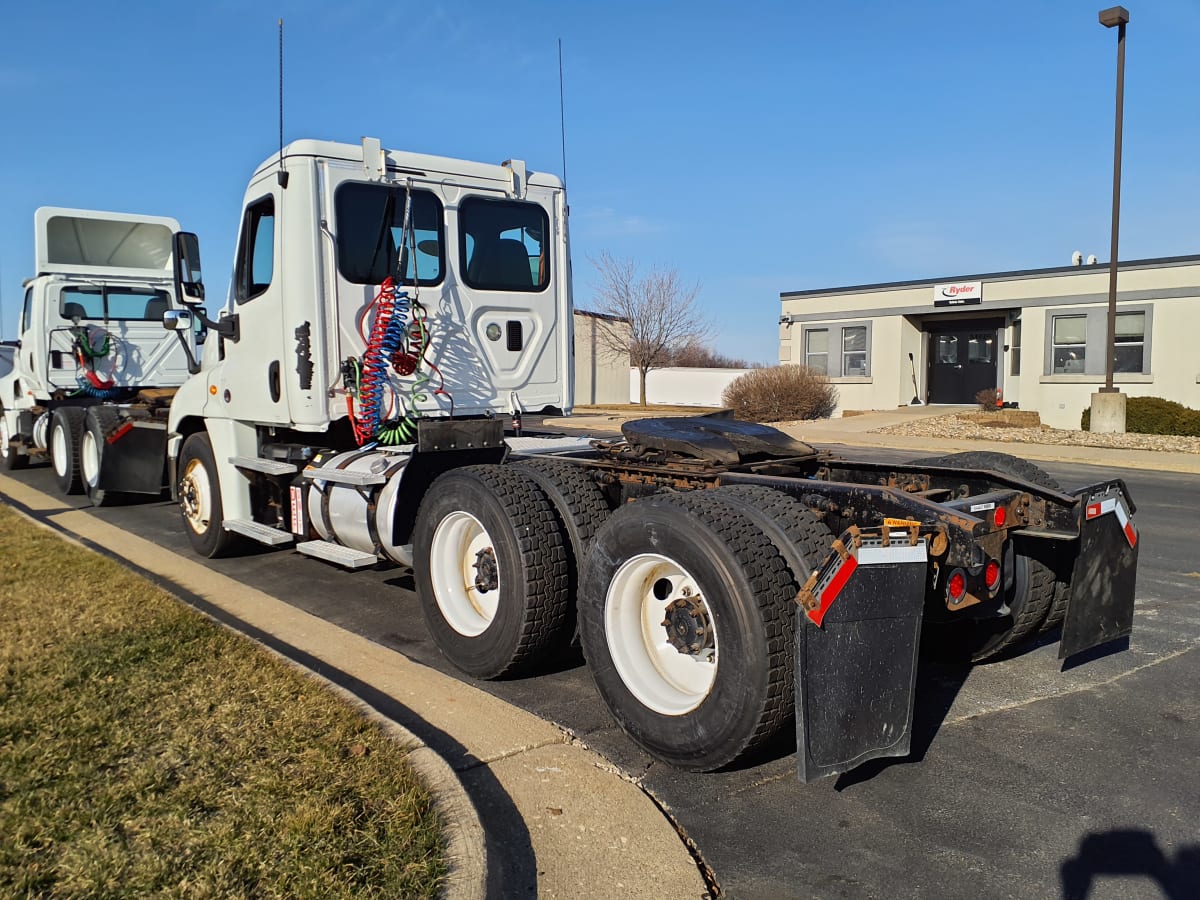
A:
926;318;1003;404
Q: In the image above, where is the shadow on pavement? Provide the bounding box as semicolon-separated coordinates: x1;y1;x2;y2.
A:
1060;829;1200;899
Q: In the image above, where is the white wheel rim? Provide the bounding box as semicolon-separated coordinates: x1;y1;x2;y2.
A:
81;430;100;489
51;422;68;475
180;458;213;535
605;553;719;716
430;511;500;637
0;416;10;459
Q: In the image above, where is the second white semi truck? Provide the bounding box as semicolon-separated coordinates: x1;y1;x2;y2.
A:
0;208;198;505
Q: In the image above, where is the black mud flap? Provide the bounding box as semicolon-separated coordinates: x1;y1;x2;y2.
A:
100;422;168;495
1060;480;1139;659
795;532;928;783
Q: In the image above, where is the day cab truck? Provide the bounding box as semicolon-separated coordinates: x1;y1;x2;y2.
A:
0;208;198;505
153;137;1138;781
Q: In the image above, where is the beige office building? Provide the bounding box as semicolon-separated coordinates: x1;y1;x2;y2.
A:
779;254;1200;429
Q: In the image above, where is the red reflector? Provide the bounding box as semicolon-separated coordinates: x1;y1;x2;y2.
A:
985;560;1001;589
948;570;966;601
809;556;858;627
1124;522;1138;548
107;421;134;444
1086;503;1102;520
993;506;1007;528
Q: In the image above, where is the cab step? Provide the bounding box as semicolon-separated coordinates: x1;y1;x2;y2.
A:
224;518;294;546
295;540;378;569
229;455;299;476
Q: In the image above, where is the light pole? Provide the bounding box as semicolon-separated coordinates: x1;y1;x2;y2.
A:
1092;5;1130;432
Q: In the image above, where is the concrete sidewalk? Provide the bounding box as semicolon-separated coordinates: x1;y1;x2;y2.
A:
547;406;1200;475
0;475;709;900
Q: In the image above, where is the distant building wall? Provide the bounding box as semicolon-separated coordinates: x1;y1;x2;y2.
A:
574;311;630;406
630;367;751;407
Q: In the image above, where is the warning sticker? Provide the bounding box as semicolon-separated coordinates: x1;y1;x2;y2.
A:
884;518;922;528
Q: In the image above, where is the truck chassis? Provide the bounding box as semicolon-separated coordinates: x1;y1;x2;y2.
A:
169;412;1138;781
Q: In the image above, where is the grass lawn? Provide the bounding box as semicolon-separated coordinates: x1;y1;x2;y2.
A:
0;504;445;897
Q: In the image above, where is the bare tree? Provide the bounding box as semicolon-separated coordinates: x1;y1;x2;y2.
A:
588;252;712;405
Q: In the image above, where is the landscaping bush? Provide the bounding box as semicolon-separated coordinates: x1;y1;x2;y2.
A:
1080;396;1200;436
722;365;838;422
975;387;1000;411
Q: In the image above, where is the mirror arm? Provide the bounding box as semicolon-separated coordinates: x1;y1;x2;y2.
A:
170;330;201;375
193;309;240;342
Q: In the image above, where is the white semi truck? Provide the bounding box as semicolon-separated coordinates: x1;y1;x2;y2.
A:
138;137;1136;779
0;208;198;505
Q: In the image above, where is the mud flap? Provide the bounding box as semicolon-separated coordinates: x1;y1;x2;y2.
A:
795;534;928;783
1060;480;1138;659
99;422;168;495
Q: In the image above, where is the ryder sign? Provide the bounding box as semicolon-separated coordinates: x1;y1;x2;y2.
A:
933;281;983;307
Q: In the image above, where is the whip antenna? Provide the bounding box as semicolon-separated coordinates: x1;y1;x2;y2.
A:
277;18;288;187
558;38;568;187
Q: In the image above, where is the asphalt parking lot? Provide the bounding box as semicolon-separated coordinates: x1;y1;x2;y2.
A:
5;449;1199;899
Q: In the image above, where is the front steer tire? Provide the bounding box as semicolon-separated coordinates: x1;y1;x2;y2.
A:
0;407;28;471
177;432;243;559
578;491;796;772
413;465;570;680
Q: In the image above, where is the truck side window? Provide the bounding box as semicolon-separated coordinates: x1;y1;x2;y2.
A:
459;197;549;292
333;183;444;286
235;196;276;304
21;286;33;333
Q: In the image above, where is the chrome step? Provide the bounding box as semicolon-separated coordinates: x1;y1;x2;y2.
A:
295;540;378;569
223;518;294;546
229;455;299;476
301;466;386;486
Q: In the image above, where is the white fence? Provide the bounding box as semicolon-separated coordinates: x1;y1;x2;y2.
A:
629;367;751;407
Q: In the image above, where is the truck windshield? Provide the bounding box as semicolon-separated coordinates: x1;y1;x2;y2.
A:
334;183;443;286
60;286;170;321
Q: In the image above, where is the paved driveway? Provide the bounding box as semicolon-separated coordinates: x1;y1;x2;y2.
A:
5;453;1198;898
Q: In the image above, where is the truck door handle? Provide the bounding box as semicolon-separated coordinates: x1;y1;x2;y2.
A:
268;360;281;402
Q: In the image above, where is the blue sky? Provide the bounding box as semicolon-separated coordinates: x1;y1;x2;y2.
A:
1;1;1197;362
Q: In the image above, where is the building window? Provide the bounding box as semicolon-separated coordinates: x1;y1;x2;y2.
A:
1010;319;1022;376
805;328;829;373
842;326;868;376
1042;304;1152;377
1051;315;1087;374
801;321;871;377
1114;311;1145;373
935;334;958;364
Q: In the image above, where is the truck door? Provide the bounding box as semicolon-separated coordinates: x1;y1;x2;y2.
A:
215;187;290;424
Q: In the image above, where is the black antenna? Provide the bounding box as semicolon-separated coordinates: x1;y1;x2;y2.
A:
277;18;289;188
558;38;568;188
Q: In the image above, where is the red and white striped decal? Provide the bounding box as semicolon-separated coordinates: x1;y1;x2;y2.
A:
806;534;928;627
1085;495;1138;548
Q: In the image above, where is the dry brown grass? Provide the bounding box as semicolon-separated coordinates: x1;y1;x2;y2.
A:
0;504;445;897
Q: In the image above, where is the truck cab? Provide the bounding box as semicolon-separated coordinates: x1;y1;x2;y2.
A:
167;138;574;530
0;207;196;494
